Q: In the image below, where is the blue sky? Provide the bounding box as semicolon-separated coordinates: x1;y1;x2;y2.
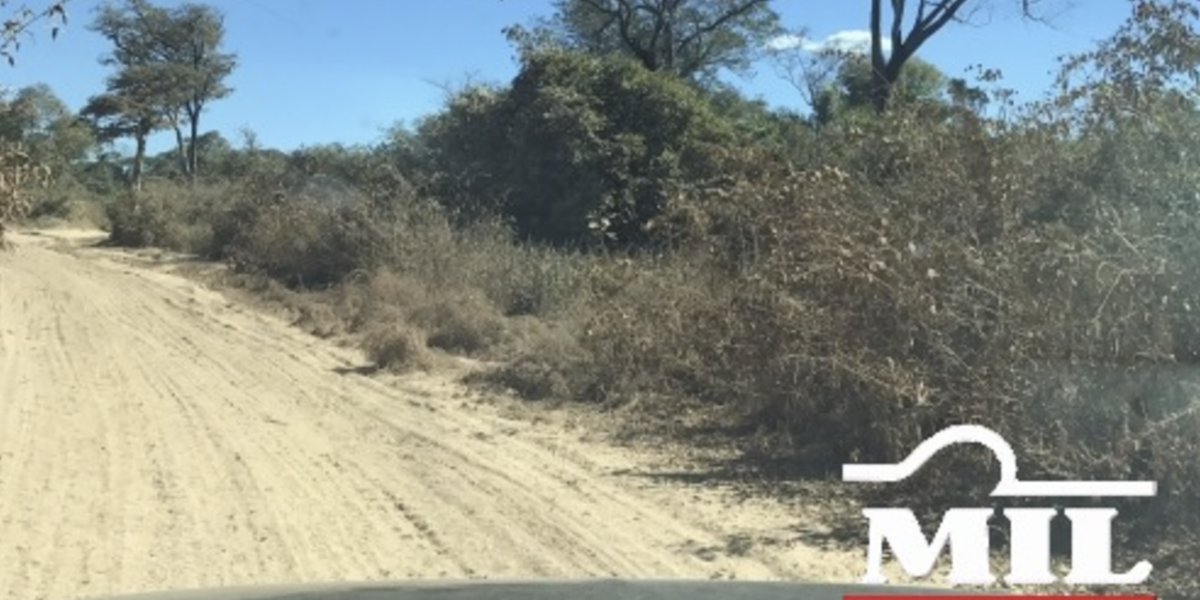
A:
8;0;1132;154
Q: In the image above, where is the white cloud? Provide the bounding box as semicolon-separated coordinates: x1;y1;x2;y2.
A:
766;29;892;56
765;33;806;51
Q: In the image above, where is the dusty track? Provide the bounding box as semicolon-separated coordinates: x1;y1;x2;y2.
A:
0;231;878;600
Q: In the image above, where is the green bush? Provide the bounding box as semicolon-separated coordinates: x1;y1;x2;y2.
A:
418;49;735;246
104;180;232;252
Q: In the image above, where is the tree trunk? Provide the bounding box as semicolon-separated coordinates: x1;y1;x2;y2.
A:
870;68;890;113
172;122;188;177
870;61;903;113
869;0;889;113
187;105;200;184
870;46;910;113
661;3;675;73
131;132;147;192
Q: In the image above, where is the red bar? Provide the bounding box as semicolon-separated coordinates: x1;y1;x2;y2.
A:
845;595;1156;600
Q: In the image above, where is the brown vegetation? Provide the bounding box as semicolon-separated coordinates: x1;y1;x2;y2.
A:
0;141;50;247
8;2;1199;597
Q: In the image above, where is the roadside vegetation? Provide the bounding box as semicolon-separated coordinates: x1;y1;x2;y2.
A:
4;0;1199;597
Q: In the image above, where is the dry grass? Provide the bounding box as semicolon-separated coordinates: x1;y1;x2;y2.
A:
361;320;432;372
465;323;598;402
0;142;52;248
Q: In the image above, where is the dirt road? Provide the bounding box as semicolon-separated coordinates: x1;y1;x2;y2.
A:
0;231;874;600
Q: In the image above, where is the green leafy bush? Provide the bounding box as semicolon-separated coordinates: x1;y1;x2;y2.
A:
419;49;735;246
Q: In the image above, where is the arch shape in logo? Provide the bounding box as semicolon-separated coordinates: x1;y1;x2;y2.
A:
842;424;1156;497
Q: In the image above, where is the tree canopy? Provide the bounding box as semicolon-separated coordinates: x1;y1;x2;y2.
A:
0;84;93;168
86;0;235;187
417;49;735;246
814;53;949;124
509;0;781;83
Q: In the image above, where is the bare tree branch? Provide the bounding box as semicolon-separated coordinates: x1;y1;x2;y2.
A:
869;0;1058;112
1;1;69;66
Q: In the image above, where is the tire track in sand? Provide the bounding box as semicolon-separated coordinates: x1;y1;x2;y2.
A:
0;234;817;600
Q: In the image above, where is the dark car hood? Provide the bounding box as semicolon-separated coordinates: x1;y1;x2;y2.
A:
82;579;1004;600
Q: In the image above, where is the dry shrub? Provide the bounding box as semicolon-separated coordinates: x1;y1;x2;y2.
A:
205;166;447;289
408;292;509;356
222;274;351;340
580;98;1199;525
0;141;51;246
294;302;344;338
444;217;591;318
336;268;430;333
582;107;1044;470
25;174;108;230
1127;409;1200;600
219;193;365;287
468;323;599;402
572;97;1199;597
334;268;515;359
361;320;431;372
579;254;734;401
105;180;234;252
211;169;593;329
482;355;574;401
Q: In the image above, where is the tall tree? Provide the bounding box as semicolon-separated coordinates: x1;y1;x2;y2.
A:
80;70;173;191
813;53;950;125
89;0;235;183
868;0;1050;112
0;84;94;168
517;0;781;82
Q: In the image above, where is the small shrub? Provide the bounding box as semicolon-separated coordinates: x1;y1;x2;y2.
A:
104;181;232;252
469;326;598;402
409;293;509;357
447;218;592;317
483;355;573;401
0;142;51;246
295;302;344;338
338;269;429;333
361;321;430;372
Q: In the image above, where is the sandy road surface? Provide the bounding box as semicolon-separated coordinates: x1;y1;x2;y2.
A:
0;231;886;600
